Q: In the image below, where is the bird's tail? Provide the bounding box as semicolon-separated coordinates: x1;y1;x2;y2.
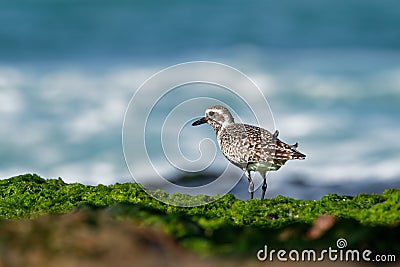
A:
291;149;306;160
289;142;306;160
280;141;306;160
274;139;306;161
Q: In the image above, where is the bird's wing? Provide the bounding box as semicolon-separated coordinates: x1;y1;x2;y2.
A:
221;124;304;165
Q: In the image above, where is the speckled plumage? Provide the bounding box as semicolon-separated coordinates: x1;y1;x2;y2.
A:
219;123;304;170
192;105;306;200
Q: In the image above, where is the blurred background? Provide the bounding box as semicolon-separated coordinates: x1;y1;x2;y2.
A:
1;0;399;199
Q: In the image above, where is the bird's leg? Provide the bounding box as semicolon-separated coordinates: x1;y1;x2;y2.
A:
261;171;267;200
244;170;254;199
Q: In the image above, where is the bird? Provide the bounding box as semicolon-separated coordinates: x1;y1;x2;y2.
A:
192;105;306;200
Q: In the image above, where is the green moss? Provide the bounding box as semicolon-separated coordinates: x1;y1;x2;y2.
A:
1;173;399;257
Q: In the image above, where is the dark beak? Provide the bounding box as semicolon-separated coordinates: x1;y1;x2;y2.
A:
192;117;207;126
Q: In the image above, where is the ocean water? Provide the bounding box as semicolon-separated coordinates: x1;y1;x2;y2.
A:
1;1;399;199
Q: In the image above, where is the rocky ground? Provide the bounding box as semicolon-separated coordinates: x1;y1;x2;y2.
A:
0;174;398;266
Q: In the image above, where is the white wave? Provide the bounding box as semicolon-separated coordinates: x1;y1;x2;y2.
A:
0;65;155;183
50;161;131;185
0;63;399;196
0;68;26;115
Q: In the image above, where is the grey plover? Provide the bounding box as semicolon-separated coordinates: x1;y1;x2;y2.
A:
192;105;306;200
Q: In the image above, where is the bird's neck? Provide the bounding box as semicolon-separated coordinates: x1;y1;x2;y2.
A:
212;121;232;138
210;121;222;136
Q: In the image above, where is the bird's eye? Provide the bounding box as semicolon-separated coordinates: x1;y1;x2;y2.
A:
208;111;215;116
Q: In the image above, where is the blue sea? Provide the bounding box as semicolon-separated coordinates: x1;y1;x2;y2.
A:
1;0;399;200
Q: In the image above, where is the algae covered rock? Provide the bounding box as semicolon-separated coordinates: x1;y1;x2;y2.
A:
0;173;399;262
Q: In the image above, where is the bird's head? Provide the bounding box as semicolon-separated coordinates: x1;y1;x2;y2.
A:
192;105;235;133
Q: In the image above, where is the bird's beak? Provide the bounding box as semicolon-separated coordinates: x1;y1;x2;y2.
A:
192;117;207;126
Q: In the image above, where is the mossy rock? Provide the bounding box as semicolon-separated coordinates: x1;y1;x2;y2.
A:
0;174;399;258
